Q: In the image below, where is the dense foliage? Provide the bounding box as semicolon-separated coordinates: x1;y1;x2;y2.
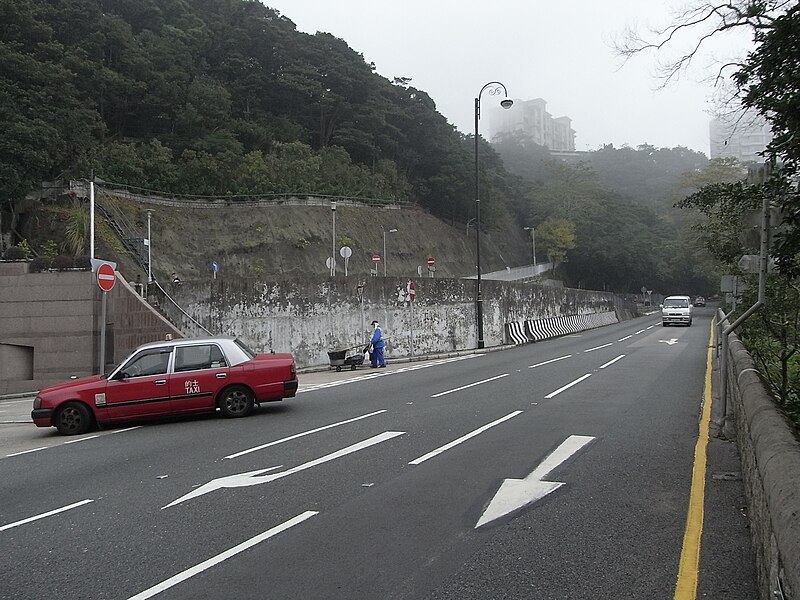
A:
0;0;720;294
659;1;800;420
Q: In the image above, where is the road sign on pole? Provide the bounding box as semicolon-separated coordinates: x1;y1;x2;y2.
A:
407;279;416;302
96;263;116;292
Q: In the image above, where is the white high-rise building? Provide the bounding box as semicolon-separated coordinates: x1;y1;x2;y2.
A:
486;98;575;152
709;112;773;164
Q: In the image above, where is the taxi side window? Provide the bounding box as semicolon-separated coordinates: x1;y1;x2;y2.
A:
175;345;228;373
125;350;171;377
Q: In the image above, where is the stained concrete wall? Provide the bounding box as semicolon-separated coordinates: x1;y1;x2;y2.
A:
162;276;624;368
1;265;632;390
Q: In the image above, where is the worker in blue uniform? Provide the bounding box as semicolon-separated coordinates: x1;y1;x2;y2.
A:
369;320;386;368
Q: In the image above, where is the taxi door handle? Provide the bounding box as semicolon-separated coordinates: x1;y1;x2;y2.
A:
155;380;167;386
216;373;227;379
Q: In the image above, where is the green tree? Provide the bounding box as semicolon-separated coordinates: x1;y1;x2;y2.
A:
536;217;576;271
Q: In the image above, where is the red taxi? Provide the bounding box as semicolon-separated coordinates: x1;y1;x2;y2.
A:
32;337;298;435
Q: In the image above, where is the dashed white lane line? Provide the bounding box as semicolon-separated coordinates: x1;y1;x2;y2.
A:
528;355;572;368
599;355;626;369
409;411;523;465
224;410;387;459
127;511;318;600
544;374;592;399
1;499;94;532
431;373;509;398
617;335;633;341
584;343;613;353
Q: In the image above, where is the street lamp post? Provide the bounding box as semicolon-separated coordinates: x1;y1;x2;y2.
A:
382;227;398;277
475;82;513;349
330;201;337;276
146;209;153;283
524;226;536;264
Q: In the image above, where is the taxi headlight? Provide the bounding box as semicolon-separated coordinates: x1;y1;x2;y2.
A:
33;396;42;409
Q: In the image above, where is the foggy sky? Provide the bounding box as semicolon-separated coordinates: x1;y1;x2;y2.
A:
263;0;755;156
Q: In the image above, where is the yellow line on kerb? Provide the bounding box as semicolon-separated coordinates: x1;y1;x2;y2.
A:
673;319;715;599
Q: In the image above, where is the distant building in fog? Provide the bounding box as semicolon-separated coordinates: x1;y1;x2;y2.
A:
709;112;773;164
486;97;576;152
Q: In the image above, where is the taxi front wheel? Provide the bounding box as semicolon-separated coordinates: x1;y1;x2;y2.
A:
218;385;254;418
55;402;92;435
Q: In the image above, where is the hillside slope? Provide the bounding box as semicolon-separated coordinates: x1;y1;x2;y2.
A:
89;190;529;284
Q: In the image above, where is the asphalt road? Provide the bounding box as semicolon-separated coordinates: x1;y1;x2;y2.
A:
0;309;756;599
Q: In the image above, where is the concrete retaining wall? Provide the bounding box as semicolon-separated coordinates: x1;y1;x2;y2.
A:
726;328;800;599
0;264;181;393
163;276;631;368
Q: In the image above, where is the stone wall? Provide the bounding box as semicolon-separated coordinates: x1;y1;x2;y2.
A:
726;328;800;599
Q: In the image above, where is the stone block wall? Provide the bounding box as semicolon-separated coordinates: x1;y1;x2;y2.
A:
726;329;800;599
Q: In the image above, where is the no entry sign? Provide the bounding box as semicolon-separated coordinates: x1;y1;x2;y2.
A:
426;256;435;267
96;263;116;292
372;254;381;263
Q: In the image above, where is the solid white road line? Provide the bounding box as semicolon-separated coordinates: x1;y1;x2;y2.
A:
224;410;388;459
583;343;613;353
599;355;626;369
409;411;523;465
528;355;572;368
127;511;318;600
1;499;94;532
544;374;592;399
431;373;509;398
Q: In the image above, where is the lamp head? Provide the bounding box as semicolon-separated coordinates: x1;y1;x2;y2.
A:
500;98;514;109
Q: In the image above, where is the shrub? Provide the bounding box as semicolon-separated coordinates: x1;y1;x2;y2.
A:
52;255;75;271
29;257;52;272
2;246;27;260
40;240;60;260
74;255;92;270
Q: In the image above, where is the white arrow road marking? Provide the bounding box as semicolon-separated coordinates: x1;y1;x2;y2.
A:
659;338;679;345
163;431;405;509
475;435;595;528
127;511;318;600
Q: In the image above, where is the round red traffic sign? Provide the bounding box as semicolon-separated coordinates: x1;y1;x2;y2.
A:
96;263;116;292
426;256;435;267
372;254;381;263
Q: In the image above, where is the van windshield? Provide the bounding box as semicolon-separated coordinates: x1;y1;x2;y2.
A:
664;299;689;308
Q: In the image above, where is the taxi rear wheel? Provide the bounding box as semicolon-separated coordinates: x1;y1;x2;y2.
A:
218;385;254;418
55;402;92;435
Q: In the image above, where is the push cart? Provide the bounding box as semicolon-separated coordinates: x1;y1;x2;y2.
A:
327;346;366;371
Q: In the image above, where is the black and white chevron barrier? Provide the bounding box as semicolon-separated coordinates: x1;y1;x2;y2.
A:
504;311;619;345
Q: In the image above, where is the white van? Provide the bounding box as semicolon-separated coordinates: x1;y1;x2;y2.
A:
661;295;693;326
